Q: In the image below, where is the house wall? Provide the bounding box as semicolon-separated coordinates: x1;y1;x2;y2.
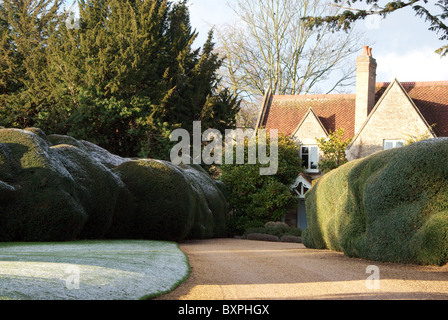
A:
292;112;327;145
347;81;433;160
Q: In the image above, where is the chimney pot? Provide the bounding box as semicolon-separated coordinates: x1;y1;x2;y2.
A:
362;46;373;57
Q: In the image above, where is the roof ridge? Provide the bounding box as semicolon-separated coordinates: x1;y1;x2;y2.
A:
376;80;448;88
273;93;356;100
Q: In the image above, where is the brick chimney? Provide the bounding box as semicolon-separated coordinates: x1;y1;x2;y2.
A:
355;46;377;135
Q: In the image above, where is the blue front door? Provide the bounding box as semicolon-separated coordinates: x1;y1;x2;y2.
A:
298;199;307;230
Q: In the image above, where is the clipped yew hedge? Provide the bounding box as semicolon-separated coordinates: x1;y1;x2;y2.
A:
0;128;88;241
303;139;448;266
51;144;121;239
0;128;228;242
113;160;197;241
179;163;228;239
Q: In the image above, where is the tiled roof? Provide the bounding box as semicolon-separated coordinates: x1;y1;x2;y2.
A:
260;81;448;139
261;94;356;140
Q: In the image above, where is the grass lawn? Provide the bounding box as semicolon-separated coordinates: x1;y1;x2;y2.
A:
0;240;190;300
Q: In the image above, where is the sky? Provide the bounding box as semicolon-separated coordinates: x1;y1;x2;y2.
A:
186;0;448;93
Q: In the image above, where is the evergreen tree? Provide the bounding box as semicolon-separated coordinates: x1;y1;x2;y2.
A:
0;0;61;128
63;0;168;156
0;0;240;159
65;0;240;158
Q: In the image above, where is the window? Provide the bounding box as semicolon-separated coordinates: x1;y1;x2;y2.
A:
301;145;319;173
383;140;404;150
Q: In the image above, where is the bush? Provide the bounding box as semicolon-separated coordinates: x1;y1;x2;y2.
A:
316;128;352;174
50;144;121;239
0;180;16;211
244;221;301;238
47;134;86;149
113;160;197;241
0;128;228;242
264;221;291;235
0;129;88;241
220;133;303;235
104;183;138;240
303;139;448;266
280;235;302;243
247;233;279;242
110;160;228;241
179;163;228;239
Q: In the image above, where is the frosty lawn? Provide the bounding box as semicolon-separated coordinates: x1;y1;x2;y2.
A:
0;240;190;300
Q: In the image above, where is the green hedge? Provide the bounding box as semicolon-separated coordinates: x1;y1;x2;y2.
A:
0;128;228;242
51;144;121;239
0;129;88;241
113;160;197;241
244;221;301;238
179;163;228;239
303;139;448;266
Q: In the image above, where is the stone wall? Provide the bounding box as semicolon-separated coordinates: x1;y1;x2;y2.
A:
347;81;434;160
293;109;328;145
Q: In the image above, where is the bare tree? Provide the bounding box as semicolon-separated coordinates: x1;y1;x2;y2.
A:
215;0;366;102
236;99;263;128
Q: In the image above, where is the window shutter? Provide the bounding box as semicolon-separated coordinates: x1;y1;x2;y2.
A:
309;146;319;170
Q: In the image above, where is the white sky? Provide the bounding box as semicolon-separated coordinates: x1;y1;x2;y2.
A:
187;0;448;93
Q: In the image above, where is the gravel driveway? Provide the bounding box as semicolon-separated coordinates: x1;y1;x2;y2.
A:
157;238;448;300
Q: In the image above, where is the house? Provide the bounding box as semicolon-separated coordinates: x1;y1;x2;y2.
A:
255;46;448;229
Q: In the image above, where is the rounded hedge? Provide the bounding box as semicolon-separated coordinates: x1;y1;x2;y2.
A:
182;171;215;240
113;159;197;241
179;163;228;238
0;128;228;242
303;139;448;266
0;129;88;241
50;144;122;239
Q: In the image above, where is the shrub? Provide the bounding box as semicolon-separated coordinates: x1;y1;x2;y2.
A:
0;128;228;242
0;180;16;210
184;179;215;240
50;144;121;239
105;184;138;240
280;235;302;243
244;221;301;238
264;221;290;234
113;160;197;241
220;133;302;234
316;128;352;174
247;233;279;242
179;163;228;239
304;139;448;266
47;134;86;149
0;129;88;241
